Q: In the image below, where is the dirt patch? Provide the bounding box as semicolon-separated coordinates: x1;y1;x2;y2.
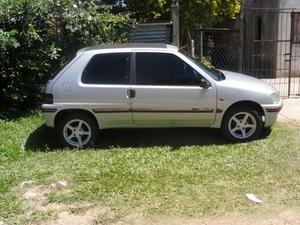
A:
112;208;300;225
22;185;50;209
22;184;73;207
45;207;110;225
21;184;110;225
20;185;300;225
200;209;300;225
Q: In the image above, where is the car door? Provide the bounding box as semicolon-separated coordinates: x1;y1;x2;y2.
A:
79;52;134;128
130;51;217;126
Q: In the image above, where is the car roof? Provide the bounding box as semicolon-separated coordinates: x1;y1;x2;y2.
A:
83;43;178;52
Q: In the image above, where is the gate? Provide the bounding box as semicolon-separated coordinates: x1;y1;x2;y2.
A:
242;8;300;97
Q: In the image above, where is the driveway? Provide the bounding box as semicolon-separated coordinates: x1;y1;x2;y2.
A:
278;98;300;124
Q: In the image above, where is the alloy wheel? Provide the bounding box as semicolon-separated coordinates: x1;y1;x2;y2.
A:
228;112;257;139
63;119;92;147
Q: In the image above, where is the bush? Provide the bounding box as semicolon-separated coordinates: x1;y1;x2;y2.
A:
0;0;129;110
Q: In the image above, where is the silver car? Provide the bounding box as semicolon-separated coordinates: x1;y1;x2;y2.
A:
42;43;283;147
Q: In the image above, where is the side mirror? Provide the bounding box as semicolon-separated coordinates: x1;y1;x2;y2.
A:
199;79;211;88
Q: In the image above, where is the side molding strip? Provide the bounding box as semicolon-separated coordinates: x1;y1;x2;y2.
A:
41;108;57;113
93;108;215;113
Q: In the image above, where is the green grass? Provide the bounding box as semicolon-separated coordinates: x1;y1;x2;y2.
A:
0;112;300;224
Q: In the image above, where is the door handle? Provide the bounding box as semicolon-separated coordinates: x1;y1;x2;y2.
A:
127;89;136;98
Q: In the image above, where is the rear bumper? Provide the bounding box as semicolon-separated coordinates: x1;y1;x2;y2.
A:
41;104;62;127
261;99;283;127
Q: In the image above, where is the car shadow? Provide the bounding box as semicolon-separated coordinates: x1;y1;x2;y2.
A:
25;125;231;151
25;125;59;151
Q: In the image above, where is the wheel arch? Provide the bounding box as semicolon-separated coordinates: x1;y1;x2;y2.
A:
220;100;265;142
222;100;265;125
54;109;99;129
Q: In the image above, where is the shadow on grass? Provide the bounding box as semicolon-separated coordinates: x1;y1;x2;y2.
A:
25;125;59;151
25;125;230;151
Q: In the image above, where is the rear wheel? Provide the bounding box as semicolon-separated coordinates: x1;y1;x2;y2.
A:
56;113;98;148
221;107;263;142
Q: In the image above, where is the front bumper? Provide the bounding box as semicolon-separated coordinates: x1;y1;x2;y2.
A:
261;99;283;127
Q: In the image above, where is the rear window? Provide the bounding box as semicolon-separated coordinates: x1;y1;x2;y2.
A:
81;53;130;84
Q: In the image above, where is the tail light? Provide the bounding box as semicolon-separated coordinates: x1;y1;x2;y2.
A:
44;93;53;104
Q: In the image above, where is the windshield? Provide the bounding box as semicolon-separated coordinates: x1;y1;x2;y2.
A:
179;50;225;81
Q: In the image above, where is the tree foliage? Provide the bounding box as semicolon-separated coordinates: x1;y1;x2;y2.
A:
0;0;129;108
180;0;240;26
124;0;240;44
123;0;168;22
124;0;240;26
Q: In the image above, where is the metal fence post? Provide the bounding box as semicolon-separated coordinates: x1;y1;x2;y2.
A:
239;7;244;73
199;24;203;60
288;11;294;97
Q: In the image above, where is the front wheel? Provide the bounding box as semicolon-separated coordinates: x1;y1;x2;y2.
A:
221;107;263;142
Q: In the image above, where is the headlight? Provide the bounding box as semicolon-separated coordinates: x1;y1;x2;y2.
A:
271;92;280;103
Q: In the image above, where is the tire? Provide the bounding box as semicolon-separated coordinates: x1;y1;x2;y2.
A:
221;106;263;142
56;113;98;148
260;126;272;138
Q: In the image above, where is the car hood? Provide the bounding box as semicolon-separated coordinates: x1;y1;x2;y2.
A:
219;70;278;94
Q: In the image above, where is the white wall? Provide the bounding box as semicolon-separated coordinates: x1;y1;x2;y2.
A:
277;0;300;77
279;0;300;8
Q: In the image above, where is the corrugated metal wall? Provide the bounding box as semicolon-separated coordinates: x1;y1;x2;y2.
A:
129;23;172;43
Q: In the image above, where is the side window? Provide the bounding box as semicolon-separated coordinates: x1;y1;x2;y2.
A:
82;53;130;84
136;52;200;85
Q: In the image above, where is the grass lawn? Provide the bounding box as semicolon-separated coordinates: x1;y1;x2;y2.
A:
0;112;300;224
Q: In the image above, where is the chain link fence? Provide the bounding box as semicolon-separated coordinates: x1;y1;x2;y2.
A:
195;29;240;71
203;34;234;69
